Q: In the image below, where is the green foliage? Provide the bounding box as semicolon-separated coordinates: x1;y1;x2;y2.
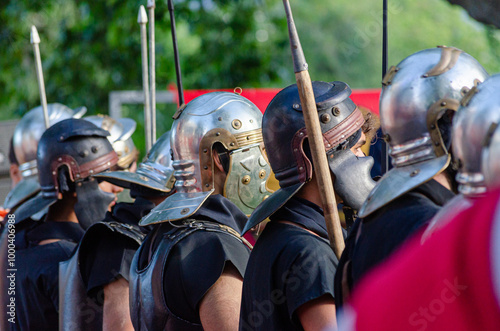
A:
1;0;500;157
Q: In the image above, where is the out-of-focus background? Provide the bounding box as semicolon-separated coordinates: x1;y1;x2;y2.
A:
1;0;500;153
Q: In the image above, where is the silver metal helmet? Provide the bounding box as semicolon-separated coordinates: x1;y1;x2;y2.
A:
83;115;138;170
453;74;500;195
13;103;87;178
4;103;86;211
359;46;489;218
93;130;175;193
140;92;272;226
482;119;500;190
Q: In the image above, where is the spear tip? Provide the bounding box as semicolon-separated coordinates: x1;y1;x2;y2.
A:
30;25;40;44
147;0;156;9
138;5;148;24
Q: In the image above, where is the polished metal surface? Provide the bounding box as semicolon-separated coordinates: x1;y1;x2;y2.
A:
145;92;272;223
13;103;87;177
83;115;138;170
360;47;488;217
453;74;500;195
482;119;500;189
94;131;174;192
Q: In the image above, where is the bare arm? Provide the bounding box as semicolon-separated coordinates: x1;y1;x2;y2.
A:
103;277;134;331
296;294;336;331
199;263;243;331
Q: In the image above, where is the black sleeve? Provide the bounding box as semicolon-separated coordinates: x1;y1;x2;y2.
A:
163;230;251;324
79;225;141;296
278;237;337;322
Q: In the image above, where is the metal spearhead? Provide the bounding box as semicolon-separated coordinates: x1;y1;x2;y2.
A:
30;26;50;129
282;0;345;258
147;0;156;145
138;6;152;151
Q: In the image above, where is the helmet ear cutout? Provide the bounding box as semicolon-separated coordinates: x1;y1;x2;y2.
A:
56;165;75;194
426;98;460;158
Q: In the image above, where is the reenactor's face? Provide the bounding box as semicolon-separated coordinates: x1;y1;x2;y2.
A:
350;132;367;158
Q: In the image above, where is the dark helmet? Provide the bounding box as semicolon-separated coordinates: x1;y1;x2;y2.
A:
14;119;119;229
243;81;375;233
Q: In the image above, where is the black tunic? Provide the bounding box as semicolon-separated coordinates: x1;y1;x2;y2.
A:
334;179;455;309
239;197;338;331
14;221;84;331
130;194;251;330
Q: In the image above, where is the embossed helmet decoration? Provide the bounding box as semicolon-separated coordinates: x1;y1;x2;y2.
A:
83;115;139;171
359;46;489;218
14;119;119;229
140;92;273;226
244;81;374;234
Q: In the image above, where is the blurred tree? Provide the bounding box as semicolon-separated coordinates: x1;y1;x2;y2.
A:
1;0;500;156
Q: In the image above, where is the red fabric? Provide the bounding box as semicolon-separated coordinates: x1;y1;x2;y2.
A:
348;189;500;331
168;86;381;115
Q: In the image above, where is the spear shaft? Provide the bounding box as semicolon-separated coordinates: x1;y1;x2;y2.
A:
30;26;50;129
283;0;344;258
147;0;156;145
138;6;152;151
381;0;389;174
168;0;185;108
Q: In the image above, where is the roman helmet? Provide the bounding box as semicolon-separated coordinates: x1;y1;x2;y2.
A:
453;74;500;195
243;81;375;233
13;119;118;229
359;46;489;218
83;115;139;171
4;103;86;211
140;92;273;226
93;130;175;196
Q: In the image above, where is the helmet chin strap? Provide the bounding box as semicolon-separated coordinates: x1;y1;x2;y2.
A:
74;179;116;230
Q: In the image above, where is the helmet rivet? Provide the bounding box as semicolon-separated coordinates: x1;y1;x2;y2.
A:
76;174;80;178
330;154;334;159
204;166;208;170
230;142;235;146
107;162;111;166
58;157;62;162
441;101;447;107
71;161;75;165
77;182;82;187
218;117;223;121
181;208;189;215
320;113;331;123
89;169;94;174
259;169;266;179
422;74;429;78
247;136;250;140
232;119;242;130
327;144;331;148
60;136;64;141
299;132;304;136
410;169;420;177
293;104;300;110
299;166;304;171
341;134;345;138
430;124;436;130
52;171;56;175
203;149;208;153
205;183;210;187
250;119;254;123
242;175;251;184
91;146;98;153
79;151;89;158
294;148;298;152
332;107;341;116
216;132;221;136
